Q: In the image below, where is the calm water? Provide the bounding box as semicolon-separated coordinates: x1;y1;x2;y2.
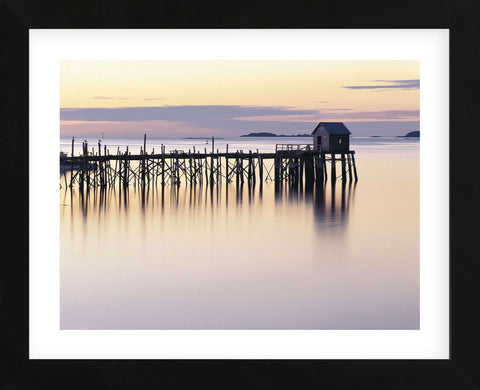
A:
60;137;419;329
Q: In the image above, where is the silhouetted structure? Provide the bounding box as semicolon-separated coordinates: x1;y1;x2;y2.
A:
312;122;351;153
60;132;358;190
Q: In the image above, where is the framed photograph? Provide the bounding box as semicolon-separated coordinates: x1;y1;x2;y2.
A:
31;28;445;356
3;3;478;388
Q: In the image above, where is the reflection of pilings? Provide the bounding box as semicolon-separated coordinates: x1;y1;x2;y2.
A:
236;182;243;204
248;181;254;204
274;175;356;222
75;181;357;230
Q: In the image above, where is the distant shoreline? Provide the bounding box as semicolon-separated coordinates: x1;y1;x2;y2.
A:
182;137;224;140
241;132;311;138
398;131;420;138
370;131;420;138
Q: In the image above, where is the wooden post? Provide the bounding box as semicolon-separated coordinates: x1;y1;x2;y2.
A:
80;141;84;189
154;155;158;186
176;150;180;186
225;144;229;183
161;145;165;186
124;146;129;188
305;155;314;189
351;153;358;182
142;134;146;187
98;140;103;188
236;153;240;186
85;141;90;189
70;137;75;187
287;155;293;185
194;152;199;185
299;156;304;187
347;153;353;182
80;141;87;187
248;151;252;185
210;138;214;184
171;152;175;186
104;145;108;187
240;155;244;185
147;155;152;186
118;149;122;190
323;153;328;182
341;153;346;182
294;157;299;188
331;153;336;183
204;148;209;185
318;155;324;184
319;153;324;184
259;155;263;183
189;151;193;185
216;148;220;183
198;151;202;186
274;157;279;182
62;163;67;189
252;154;256;185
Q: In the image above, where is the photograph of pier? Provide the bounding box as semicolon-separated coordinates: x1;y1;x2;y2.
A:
60;60;419;330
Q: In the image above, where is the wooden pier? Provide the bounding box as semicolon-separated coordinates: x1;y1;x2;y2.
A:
60;136;358;190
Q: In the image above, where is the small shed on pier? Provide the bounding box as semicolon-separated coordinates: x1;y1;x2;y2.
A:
312;122;351;153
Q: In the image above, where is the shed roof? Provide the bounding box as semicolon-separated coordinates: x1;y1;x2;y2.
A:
312;122;351;135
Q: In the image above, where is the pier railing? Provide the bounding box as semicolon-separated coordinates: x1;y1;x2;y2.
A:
275;144;313;152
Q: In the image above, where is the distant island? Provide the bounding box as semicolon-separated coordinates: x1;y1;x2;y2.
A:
241;132;312;137
370;131;420;138
183;137;224;140
399;131;420;138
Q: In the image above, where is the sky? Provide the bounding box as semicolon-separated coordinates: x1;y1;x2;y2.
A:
60;60;419;138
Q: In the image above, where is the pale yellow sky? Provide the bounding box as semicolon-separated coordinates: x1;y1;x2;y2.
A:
61;60;419;111
60;60;419;137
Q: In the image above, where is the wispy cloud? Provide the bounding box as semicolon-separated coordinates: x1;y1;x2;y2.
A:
92;96;135;100
60;105;319;135
60;105;317;123
342;79;419;90
322;108;353;111
92;96;166;101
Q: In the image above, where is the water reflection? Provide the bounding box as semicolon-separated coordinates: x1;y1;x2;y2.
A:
60;156;419;330
313;181;356;231
274;181;356;232
62;180;356;233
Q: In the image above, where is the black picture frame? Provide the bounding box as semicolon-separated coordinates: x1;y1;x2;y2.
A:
2;0;479;388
